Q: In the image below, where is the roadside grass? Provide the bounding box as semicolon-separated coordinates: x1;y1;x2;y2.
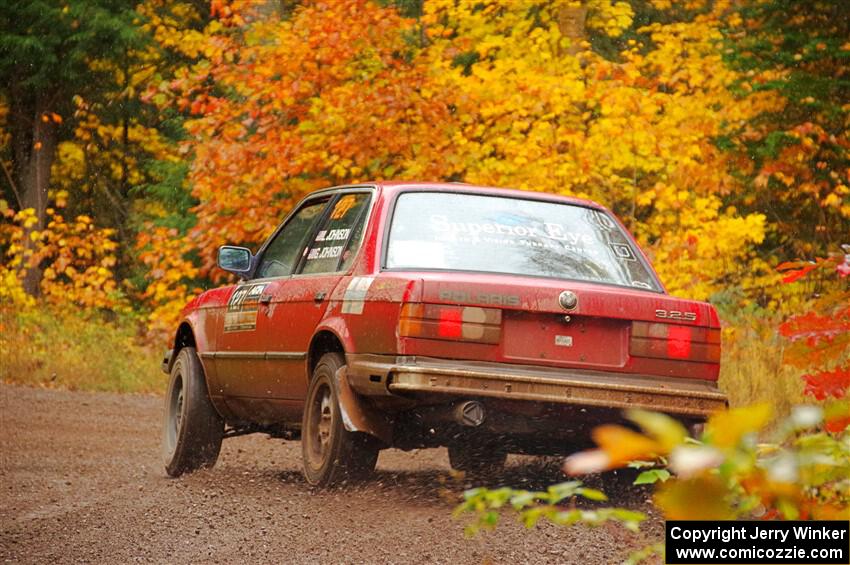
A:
719;322;803;414
0;306;165;394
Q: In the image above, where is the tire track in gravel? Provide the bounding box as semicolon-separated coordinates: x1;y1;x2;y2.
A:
0;384;662;564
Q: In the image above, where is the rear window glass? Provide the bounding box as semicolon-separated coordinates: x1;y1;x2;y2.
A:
386;192;660;291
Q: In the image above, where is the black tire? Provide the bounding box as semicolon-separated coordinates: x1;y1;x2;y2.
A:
448;443;507;476
301;352;379;487
162;347;224;477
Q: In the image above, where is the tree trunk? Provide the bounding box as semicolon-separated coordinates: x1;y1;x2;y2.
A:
558;4;588;56
9;85;59;296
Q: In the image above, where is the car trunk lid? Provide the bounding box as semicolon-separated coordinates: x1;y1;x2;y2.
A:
409;273;719;380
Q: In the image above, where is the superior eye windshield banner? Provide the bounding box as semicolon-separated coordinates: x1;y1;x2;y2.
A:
665;521;849;564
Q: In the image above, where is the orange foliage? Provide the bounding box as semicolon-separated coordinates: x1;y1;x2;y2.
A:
779;252;850;433
136;223;202;340
159;0;455;280
132;0;786;335
801;368;850;402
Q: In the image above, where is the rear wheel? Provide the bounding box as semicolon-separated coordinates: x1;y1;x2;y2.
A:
448;443;507;476
162;347;224;477
301;352;379;487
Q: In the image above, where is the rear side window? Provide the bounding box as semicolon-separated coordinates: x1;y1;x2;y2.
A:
386;192;660;291
299;193;371;275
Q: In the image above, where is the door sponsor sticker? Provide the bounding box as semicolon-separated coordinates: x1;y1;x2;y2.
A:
224;283;268;332
341;276;374;315
438;289;520;307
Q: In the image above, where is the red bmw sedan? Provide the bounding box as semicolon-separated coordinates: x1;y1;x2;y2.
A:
161;182;727;486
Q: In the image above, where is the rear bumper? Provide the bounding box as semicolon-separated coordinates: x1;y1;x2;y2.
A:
346;354;727;418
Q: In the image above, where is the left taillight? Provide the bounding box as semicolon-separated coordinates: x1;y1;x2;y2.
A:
630;321;720;363
399;303;502;344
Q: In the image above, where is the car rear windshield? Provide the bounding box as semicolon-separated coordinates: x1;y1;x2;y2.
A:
386;192;661;291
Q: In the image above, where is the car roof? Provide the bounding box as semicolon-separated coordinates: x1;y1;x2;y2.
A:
314;181;605;211
373;181;604;210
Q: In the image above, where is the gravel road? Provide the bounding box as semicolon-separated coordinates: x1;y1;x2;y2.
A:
1;384;662;564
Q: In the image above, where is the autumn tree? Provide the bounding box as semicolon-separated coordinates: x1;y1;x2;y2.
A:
154;0;456;277
59;1;212;276
0;0;144;293
2;0;829;335
135;0;786;333
421;0;771;300
724;0;850;262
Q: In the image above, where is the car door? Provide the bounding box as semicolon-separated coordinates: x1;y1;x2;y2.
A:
256;190;374;402
214;195;332;405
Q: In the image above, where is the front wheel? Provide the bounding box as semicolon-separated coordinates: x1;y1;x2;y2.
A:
301;352;379;487
162;347;224;477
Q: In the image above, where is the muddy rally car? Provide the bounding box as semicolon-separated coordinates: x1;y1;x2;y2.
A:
161;182;727;486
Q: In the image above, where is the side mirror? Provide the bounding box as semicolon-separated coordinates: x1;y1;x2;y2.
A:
217;246;252;277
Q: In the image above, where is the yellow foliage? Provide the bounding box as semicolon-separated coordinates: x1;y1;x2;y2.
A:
0;206;126;311
138;1;208;59
135;224;201;341
655;476;735;520
564;401;848;522
422;0;779;300
0;267;34;308
626;409;688;452
586;0;634;37
706;403;773;448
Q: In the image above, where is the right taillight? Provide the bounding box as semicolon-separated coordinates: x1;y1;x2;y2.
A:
630;321;720;363
399;303;501;344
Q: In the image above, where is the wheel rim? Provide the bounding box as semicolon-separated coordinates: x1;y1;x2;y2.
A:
165;374;184;456
306;381;333;469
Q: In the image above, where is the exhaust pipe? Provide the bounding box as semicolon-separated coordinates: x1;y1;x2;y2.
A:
408;400;487;428
454;400;486;427
689;422;706;440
